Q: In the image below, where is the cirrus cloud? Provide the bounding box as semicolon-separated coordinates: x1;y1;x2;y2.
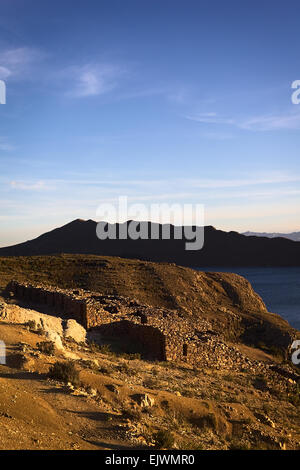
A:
185;109;300;131
0;47;42;80
63;63;124;98
10;180;55;191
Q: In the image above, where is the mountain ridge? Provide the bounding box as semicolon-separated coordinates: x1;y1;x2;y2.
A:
243;230;300;242
1;219;300;266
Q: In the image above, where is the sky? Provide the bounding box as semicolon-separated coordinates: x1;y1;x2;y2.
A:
1;0;300;246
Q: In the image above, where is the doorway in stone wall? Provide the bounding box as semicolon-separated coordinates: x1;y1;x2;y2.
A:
87;320;166;361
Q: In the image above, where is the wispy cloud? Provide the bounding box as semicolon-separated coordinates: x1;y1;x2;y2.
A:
186;173;300;188
7;172;300;194
185;112;235;125
239;111;300;131
0;65;11;80
10;180;55;191
185;109;300;131
64;63;123;98
0;47;42;80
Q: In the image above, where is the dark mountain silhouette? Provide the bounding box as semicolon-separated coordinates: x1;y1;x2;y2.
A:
1;219;300;266
243;230;300;242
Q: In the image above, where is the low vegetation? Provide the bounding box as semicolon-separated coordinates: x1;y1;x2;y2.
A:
48;360;80;387
37;340;56;355
153;430;175;449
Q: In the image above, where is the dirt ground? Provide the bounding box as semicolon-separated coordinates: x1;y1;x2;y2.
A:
0;321;299;451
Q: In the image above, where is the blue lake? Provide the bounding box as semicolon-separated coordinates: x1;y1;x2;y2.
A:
196;267;300;331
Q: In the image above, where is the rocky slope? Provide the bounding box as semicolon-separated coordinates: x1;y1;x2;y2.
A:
0;316;299;450
0;254;299;450
0;254;298;356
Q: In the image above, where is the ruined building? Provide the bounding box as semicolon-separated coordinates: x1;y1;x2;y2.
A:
4;280;259;370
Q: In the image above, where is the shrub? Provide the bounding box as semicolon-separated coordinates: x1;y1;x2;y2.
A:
36;326;45;336
37;341;55;355
288;388;300;407
99;366;114;375
48;360;80;387
143;377;158;388
179;440;204;450
90;342;111;354
153;430;175;449
80;359;99;371
252;375;268;391
117;363;136;376
191;412;218;430
99;344;112;354
122;406;142;421
24;320;37;330
161;400;170;411
89;342;100;352
229;439;251;451
119;352;141;360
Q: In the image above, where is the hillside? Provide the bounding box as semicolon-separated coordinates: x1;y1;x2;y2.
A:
0;319;299;450
0;278;299;450
1;219;300;266
0;254;298;354
0;254;299;450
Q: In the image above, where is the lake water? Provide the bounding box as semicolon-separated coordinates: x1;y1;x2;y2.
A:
196;267;300;331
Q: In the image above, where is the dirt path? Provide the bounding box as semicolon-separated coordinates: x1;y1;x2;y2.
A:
0;323;139;450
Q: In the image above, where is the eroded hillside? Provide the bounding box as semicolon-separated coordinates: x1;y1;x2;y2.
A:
0;255;299;450
0;255;298;353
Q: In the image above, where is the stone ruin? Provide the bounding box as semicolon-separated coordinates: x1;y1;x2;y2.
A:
3;280;253;369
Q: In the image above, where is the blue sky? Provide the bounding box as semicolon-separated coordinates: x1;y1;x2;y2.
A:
1;0;300;246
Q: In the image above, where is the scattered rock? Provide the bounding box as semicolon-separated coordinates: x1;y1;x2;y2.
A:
255;413;276;428
0;412;13;419
106;384;119;394
86;386;97;397
16;342;31;353
131;393;155;408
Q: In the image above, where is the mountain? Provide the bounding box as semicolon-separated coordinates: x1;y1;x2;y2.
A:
243;231;300;242
0;219;300;266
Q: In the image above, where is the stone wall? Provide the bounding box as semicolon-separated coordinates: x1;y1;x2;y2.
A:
6;281;89;328
5;281;169;360
95;320;167;361
4;280;261;370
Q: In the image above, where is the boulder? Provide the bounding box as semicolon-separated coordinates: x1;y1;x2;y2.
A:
0;303;86;345
64;319;86;343
0;303;63;336
44;331;64;350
